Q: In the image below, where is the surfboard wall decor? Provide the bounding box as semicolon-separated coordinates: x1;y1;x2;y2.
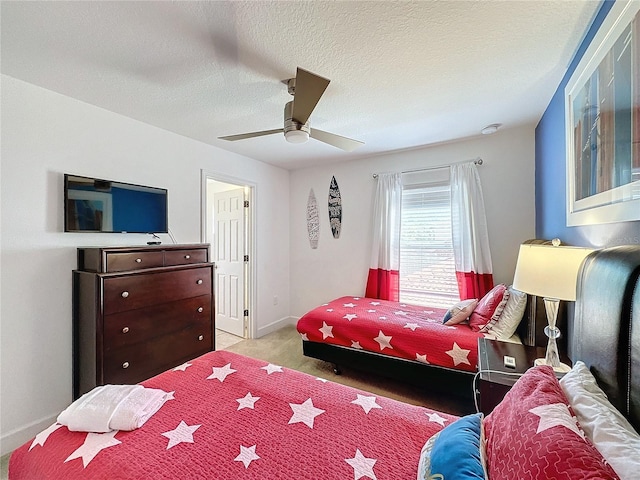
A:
328;176;342;239
306;188;319;249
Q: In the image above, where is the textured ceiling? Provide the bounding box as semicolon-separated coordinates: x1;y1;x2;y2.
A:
1;1;600;170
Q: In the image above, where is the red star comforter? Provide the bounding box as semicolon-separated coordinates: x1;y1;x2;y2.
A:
297;296;483;372
9;350;456;479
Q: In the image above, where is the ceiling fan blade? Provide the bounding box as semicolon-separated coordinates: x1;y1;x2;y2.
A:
291;67;330;125
218;129;283;141
310;129;364;152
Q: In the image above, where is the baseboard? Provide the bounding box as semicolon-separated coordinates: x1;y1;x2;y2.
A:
256;316;296;338
1;413;58;456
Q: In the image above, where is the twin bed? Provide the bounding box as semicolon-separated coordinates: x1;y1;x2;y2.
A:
297;283;525;397
9;245;640;479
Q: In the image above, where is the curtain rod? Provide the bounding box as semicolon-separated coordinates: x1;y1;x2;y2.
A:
372;157;483;179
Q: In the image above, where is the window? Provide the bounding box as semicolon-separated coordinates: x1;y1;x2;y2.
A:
399;178;460;309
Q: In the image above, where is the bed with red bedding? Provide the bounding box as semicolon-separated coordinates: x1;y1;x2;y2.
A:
297;295;483;373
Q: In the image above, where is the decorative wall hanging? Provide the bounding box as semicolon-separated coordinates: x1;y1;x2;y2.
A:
565;1;640;226
328;176;342;238
306;189;319;249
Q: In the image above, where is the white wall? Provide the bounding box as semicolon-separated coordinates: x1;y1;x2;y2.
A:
0;75;290;455
289;126;536;317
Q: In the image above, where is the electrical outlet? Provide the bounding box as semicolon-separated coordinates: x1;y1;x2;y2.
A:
273;295;278;305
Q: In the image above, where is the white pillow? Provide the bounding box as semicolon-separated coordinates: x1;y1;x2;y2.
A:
560;361;640;480
489;286;527;339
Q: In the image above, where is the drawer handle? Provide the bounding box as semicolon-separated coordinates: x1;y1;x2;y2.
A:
198;335;204;341
135;258;142;263
185;254;191;259
122;362;130;369
196;279;203;285
121;291;129;298
122;326;129;334
197;307;204;313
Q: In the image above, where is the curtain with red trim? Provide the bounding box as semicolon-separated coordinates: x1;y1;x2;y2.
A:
365;173;402;301
451;162;494;300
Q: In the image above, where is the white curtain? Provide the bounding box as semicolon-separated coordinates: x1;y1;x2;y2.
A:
365;172;402;300
450;162;494;299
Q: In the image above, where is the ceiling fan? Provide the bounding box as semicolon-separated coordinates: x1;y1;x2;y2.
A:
219;67;364;152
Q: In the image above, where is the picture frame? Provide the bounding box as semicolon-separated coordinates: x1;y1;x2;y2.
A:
565;1;640;226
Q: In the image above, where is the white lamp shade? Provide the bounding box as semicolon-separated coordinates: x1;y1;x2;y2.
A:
512;244;594;301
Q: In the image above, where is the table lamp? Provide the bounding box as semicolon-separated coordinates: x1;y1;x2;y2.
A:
512;242;593;372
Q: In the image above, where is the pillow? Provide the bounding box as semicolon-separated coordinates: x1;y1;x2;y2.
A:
469;284;509;332
442;298;478;325
417;413;487;480
484;366;619;480
487;286;527;339
560;361;640;480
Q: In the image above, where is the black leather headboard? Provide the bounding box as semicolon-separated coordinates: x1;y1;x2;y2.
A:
573;245;640;432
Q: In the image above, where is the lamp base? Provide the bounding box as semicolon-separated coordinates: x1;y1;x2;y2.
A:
534;358;571;373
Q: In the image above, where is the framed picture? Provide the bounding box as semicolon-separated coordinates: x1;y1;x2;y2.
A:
565;1;640;226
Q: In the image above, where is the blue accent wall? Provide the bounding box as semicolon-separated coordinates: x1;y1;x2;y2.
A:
535;0;640;247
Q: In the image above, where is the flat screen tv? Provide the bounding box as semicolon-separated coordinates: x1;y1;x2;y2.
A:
64;174;168;233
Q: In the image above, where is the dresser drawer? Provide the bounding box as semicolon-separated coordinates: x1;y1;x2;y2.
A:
103;325;213;384
165;248;208;266
103;266;212;315
103;295;211;351
105;251;165;272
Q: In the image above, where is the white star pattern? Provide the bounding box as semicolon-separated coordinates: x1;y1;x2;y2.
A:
446;342;471;366
345;449;378;480
427;412;447;427
351;395;382;414
300;332;309;341
529;403;584;437
378;316;387;320
351;340;363;349
29;423;63;451
394;310;408;316
165;391;176;401
261;363;284;375
319;322;334;339
416;353;429;363
236;392;260;410
367;309;376;313
344;314;357;321
316;377;328;383
161;421;201;449
370;301;380;306
207;363;237;382
403;323;419;331
234;444;260;468
326;308;334;312
374;330;393;351
343;302;357;308
173;362;192;371
423;310;434;315
64;431;121;467
288;398;325;428
353;297;361;300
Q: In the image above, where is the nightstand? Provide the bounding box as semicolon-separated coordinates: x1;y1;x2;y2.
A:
476;337;571;415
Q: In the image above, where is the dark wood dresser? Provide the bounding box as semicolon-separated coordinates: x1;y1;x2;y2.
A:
73;244;215;398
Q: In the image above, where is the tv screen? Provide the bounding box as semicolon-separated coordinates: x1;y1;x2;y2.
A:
64;174;168;233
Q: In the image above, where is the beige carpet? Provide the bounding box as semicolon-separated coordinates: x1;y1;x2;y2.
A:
223;324;472;417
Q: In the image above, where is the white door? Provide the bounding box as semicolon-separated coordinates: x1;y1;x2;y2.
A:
214;187;246;337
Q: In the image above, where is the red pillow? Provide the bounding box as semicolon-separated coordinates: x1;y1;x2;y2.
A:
468;284;508;332
484;366;619;480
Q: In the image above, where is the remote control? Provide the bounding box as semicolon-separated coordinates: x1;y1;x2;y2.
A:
503;355;516;368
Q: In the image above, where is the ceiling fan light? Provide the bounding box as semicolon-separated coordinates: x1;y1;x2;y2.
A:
284;129;310;144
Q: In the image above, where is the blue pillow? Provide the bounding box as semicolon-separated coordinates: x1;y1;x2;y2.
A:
427;413;486;479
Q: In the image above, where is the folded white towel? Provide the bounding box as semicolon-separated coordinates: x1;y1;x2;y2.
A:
57;385;169;432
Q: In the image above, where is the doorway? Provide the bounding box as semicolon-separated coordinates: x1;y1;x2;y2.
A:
201;170;256;347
